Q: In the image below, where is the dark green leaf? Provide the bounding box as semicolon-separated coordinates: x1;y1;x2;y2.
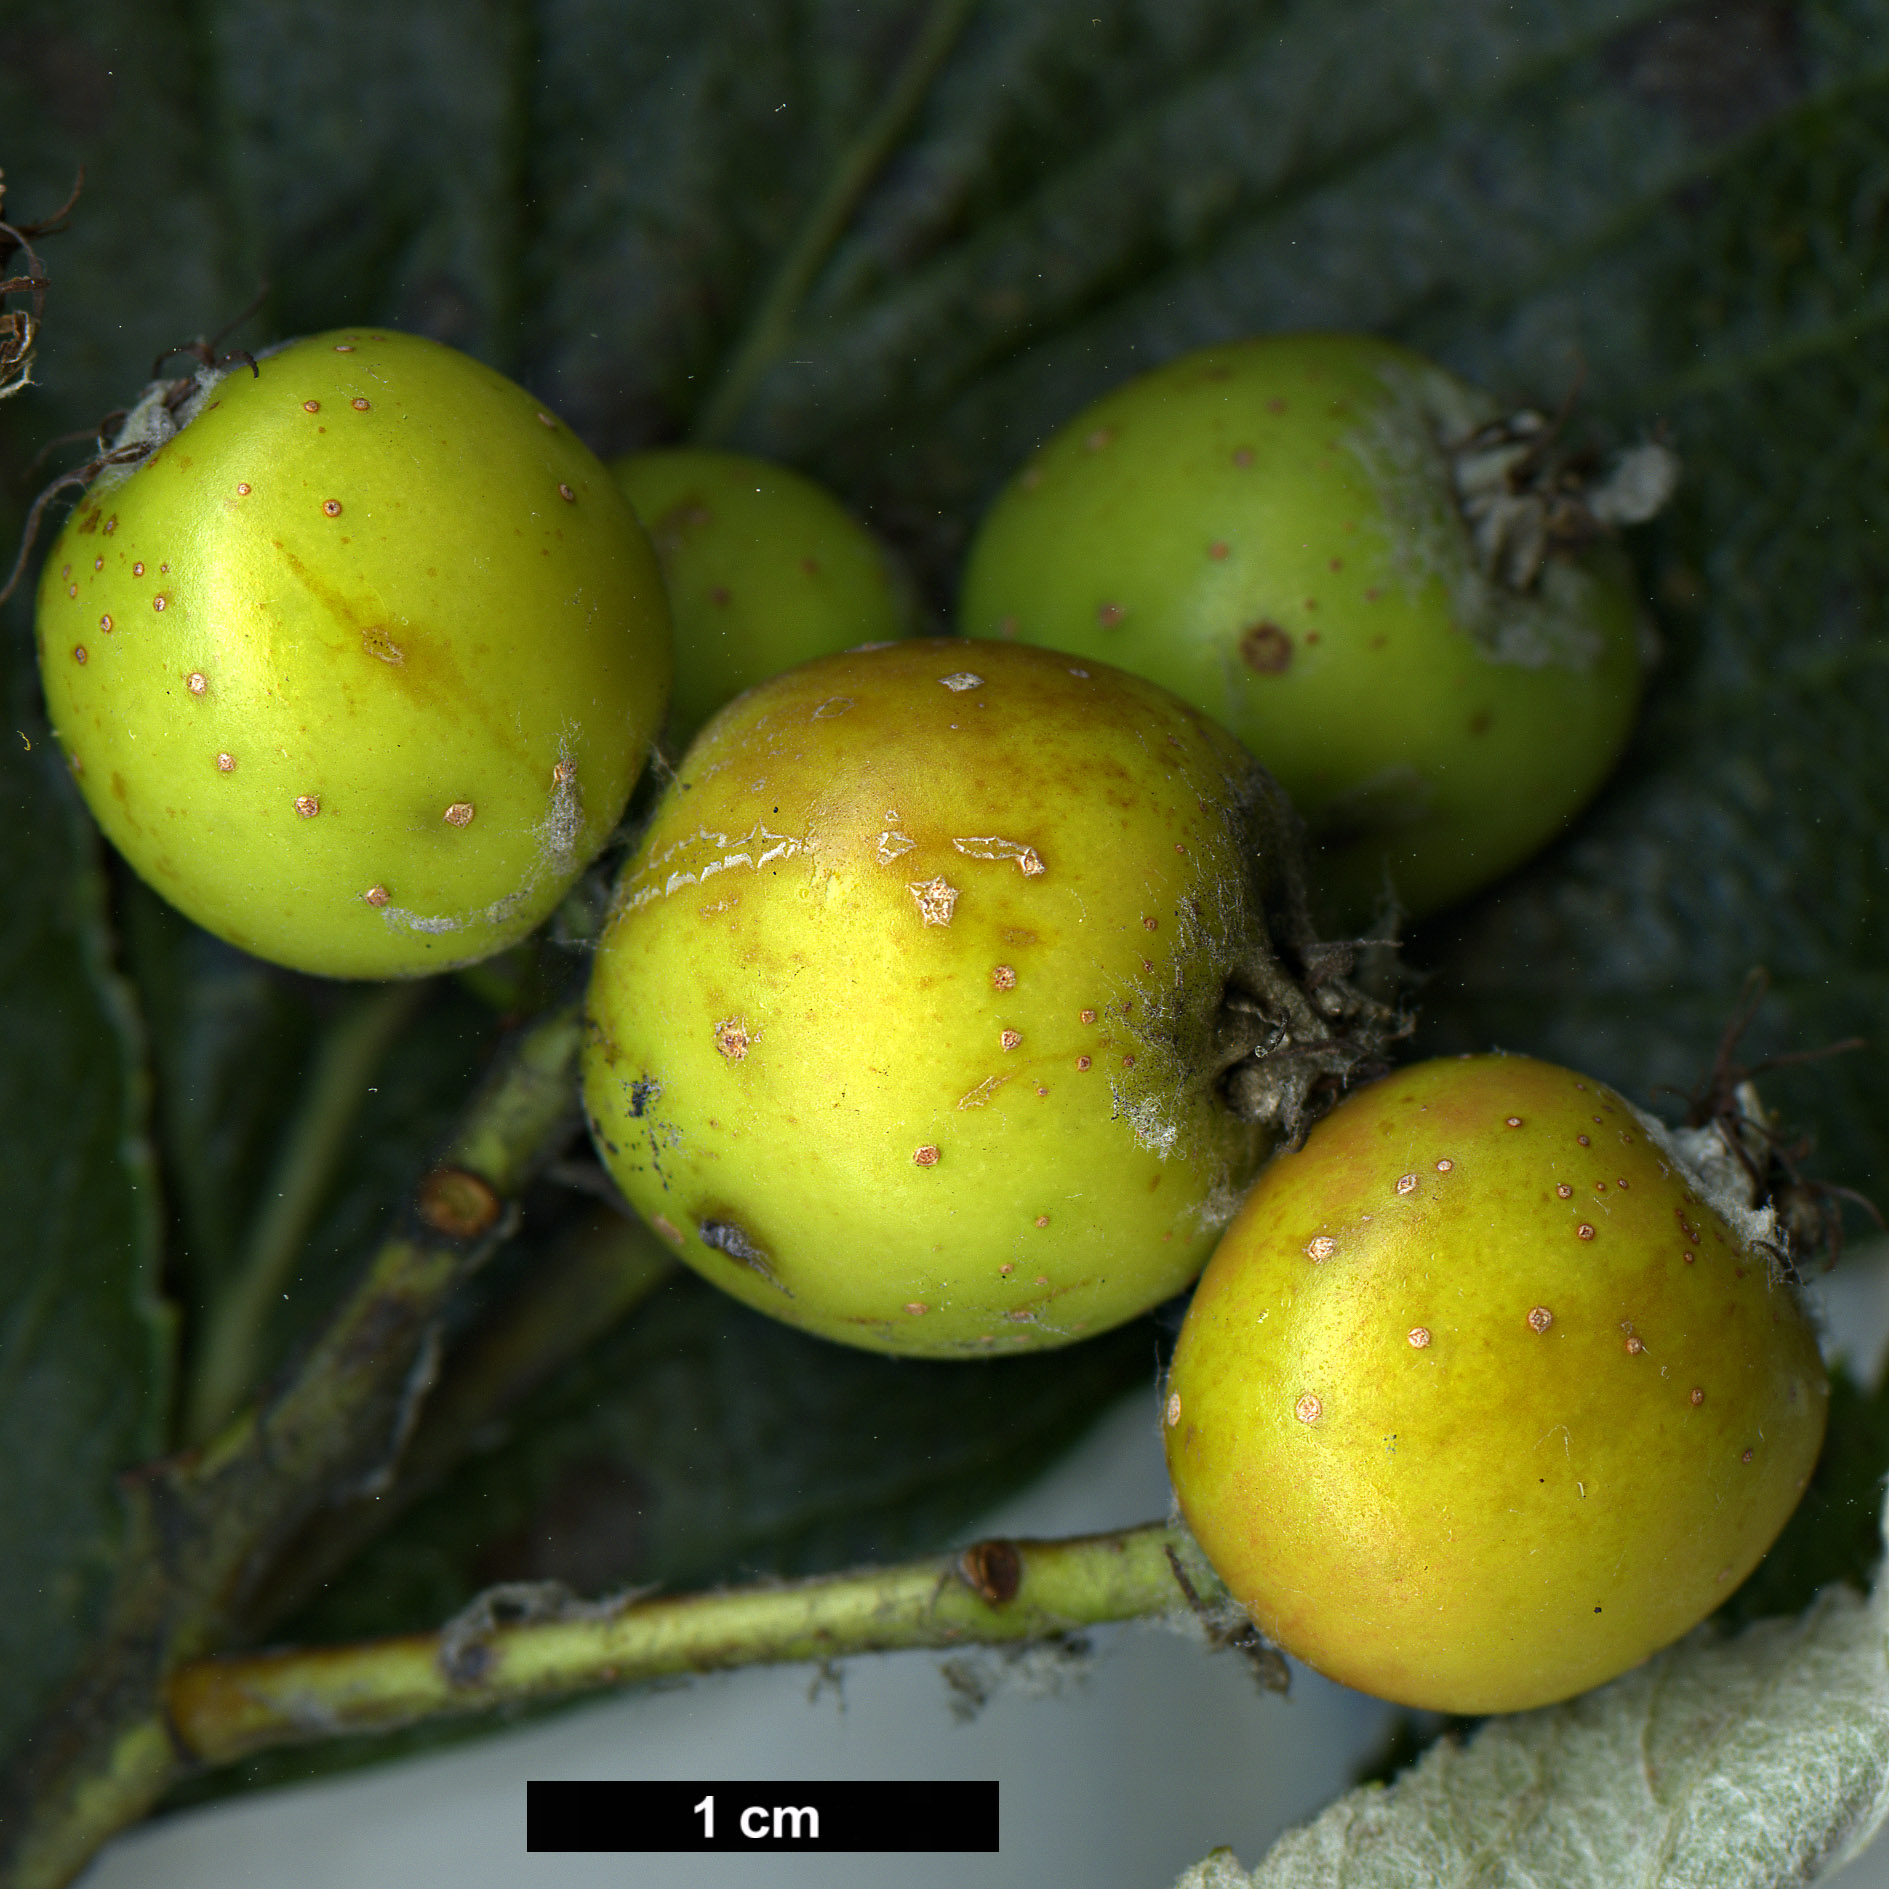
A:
0;661;170;1767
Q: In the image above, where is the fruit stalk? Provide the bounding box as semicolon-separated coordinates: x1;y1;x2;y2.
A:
167;1521;1225;1765
0;998;585;1889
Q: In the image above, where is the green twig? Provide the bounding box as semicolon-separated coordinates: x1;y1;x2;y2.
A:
169;1521;1219;1765
689;0;980;445
0;998;585;1889
186;981;428;1446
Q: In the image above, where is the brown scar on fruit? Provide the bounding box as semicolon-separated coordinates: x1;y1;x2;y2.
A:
1295;1392;1322;1423
294;795;320;818
364;885;390;908
1239;622;1292;674
1305;1235;1335;1261
699;1218;789;1292
1528;1305;1554;1332
417;1166;502;1238
714;1017;752;1060
1165;1391;1182;1426
1001;1030;1022;1051
991;964;1017;990
908;876;958;925
1408;1327;1431;1348
957;1075;1011;1110
443;801;475;827
362;626;405;664
913;1144;941;1167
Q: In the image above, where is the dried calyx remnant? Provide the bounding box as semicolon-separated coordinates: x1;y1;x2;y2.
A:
1449;401;1679;593
0;167;80;404
0;285;264;606
1206;775;1407;1150
1655;969;1880;1279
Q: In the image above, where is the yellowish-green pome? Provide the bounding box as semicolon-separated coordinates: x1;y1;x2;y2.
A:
582;639;1348;1358
961;334;1658;924
1165;1054;1826;1713
38;328;671;978
612;446;916;749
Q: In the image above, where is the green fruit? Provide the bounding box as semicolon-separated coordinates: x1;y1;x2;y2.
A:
582;638;1382;1358
960;334;1657;923
38;327;670;979
1163;1053;1826;1714
611;447;916;748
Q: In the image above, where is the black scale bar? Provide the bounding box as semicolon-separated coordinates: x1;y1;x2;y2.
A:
527;1779;999;1852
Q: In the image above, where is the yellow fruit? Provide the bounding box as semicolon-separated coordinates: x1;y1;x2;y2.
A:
581;638;1364;1358
612;446;915;747
1164;1053;1826;1712
38;328;671;978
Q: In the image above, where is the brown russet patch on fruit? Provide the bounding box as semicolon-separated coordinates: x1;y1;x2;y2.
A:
1001;1030;1022;1051
908;876;958;925
714;1018;752;1061
217;752;235;773
444;801;475;827
352;397;370;411
1294;1393;1322;1423
1035;1214;1049;1228
1408;1327;1431;1348
362;627;405;664
1691;1387;1705;1405
1076;1055;1092;1071
294;795;320;818
959;1538;1022;1604
1079;1008;1096;1024
1239;622;1292;674
1528;1305;1554;1332
303;400;320;413
418;1166;501;1238
912;1144;940;1167
1305;1235;1335;1262
364;885;390;908
991;964;1016;990
939;671;983;692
